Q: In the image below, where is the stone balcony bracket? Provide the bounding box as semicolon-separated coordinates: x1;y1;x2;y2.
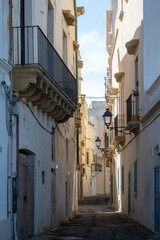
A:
125;39;139;55
119;11;124;21
125;121;140;135
114;135;125;147
62;10;76;26
73;40;79;51
114;72;125;83
78;60;83;69
110;86;119;95
77;7;85;17
78;77;83;81
13;65;77;123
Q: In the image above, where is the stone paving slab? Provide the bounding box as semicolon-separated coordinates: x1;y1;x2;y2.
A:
30;195;156;240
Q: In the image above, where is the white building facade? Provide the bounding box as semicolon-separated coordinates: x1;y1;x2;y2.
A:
0;0;82;239
106;0;160;233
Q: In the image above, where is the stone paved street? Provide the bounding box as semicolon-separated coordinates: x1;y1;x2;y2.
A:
31;195;155;240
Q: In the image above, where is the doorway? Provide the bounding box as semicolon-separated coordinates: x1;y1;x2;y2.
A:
155;167;160;232
51;168;56;227
128;171;131;215
17;152;35;239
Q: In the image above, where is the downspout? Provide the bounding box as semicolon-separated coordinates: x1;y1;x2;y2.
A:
9;1;18;239
74;0;79;166
8;1;14;240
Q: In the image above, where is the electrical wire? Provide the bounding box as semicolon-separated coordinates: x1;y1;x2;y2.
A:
81;132;96;144
20;97;76;145
19;98;55;135
120;112;160;152
79;96;105;99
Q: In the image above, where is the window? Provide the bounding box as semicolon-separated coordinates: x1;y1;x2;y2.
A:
86;152;89;165
51;127;55;161
66;138;68;160
134;160;137;195
117;167;120;192
105;133;109;148
24;0;32;26
42;171;45;184
48;1;54;45
93;154;97;163
122;165;124;193
135;56;138;92
63;31;67;64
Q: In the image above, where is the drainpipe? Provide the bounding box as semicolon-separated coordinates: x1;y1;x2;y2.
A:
9;1;18;239
74;0;79;166
8;1;14;240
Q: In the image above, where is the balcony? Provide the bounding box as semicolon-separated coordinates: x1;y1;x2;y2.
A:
114;115;125;146
12;26;77;123
91;163;102;176
75;103;82;128
126;92;139;134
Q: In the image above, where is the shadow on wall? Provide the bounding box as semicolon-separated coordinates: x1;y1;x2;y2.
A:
115;22;143;212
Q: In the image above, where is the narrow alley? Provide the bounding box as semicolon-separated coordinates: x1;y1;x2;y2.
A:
31;195;154;240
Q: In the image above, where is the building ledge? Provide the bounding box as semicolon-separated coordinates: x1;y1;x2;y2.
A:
73;40;79;51
125;39;139;55
13;65;77;123
140;99;160;126
62;10;76;26
77;7;85;17
119;11;124;21
114;72;125;83
78;60;83;69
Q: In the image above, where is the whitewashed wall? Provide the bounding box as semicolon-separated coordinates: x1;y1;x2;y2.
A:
110;0;160;232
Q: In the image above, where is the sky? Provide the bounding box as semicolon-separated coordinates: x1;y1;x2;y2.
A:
77;0;111;107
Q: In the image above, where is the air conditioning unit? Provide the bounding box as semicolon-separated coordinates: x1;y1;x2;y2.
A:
152;144;160;156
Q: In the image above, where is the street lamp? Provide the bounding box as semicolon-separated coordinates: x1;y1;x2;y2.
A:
95;136;101;149
103;109;130;135
95;136;108;153
103;109;112;129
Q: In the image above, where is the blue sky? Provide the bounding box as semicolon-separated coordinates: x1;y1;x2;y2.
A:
77;0;110;106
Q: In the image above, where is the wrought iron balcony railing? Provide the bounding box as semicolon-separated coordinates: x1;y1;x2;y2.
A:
12;26;77;104
126;92;139;124
91;163;102;174
114;114;125;137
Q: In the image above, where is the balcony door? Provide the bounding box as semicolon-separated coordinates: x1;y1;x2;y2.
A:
48;1;54;46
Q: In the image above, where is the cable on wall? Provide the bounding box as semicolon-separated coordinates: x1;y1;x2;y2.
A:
20;97;76;145
120;112;160;152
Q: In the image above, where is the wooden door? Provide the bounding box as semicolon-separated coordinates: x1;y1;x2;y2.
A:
155;167;160;232
17;154;34;239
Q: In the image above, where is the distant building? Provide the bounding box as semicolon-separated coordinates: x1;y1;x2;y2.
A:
88;101;110;195
106;0;160;233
